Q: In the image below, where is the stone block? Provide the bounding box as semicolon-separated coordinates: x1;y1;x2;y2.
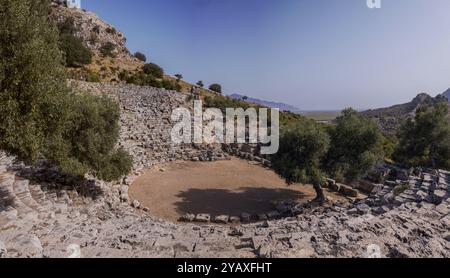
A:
240;213;252;223
229;216;240;224
433;190;447;204
257;214;268;221
132;200;140;209
338;184;358;197
435;204;450;215
325;178;336;189
330;182;340;192
267;211;281;220
214;215;229;224
194;214;211;223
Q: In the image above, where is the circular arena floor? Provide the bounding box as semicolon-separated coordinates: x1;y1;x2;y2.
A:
129;158;348;222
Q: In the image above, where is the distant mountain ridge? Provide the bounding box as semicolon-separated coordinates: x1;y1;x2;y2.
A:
362;91;450;134
229;94;303;113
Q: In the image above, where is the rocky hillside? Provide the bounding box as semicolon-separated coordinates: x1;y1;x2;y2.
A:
50;1;143;81
362;93;449;134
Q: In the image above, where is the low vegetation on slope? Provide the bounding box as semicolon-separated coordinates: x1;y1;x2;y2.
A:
0;0;132;181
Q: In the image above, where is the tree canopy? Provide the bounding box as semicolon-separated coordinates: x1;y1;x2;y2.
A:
209;83;222;94
325;108;384;182
393;102;450;169
271;118;330;201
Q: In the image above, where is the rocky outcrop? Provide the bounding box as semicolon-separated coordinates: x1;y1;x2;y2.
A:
0;82;449;258
50;2;130;58
49;3;144;82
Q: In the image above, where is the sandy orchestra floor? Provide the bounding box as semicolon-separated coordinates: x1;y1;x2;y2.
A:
130;158;348;222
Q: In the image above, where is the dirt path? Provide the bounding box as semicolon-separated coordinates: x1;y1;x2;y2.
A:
130;158;348;222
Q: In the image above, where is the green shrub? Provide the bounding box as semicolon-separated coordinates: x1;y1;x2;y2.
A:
85;69;100;82
100;42;116;57
143;63;164;78
59;33;92;67
162;79;181;92
57;17;77;35
45;93;133;181
118;70;129;81
105;27;116;34
134;52;147;62
209;83;222;94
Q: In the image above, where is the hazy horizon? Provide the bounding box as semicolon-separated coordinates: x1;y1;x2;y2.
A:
83;0;450;110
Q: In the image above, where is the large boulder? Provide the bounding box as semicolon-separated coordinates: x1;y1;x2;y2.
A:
9;234;43;258
353;180;382;194
194;214;211;223
179;213;195;222
338;184;358;198
214;215;229;224
240;213;252;223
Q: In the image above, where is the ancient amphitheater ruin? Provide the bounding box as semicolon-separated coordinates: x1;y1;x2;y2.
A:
0;82;449;258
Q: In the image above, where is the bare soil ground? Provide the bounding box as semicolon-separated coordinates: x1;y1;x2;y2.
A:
130;158;349;222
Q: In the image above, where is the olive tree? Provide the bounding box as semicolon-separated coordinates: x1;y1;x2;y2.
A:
325;108;384;182
209;83;222;94
0;0;69;162
271;119;330;203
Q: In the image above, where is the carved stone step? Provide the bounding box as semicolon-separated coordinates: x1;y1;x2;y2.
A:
13;179;43;213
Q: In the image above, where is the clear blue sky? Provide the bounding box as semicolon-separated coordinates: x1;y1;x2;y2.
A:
83;0;450;110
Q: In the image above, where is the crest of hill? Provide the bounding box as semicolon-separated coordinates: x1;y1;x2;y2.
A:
362;92;450;134
49;2;213;91
50;2;144;81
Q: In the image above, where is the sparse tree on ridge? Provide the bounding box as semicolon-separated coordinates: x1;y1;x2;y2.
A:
134;51;147;62
196;81;204;88
175;74;183;82
209;83;222;94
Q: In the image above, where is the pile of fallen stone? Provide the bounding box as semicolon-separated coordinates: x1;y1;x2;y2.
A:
222;143;272;168
355;167;450;216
